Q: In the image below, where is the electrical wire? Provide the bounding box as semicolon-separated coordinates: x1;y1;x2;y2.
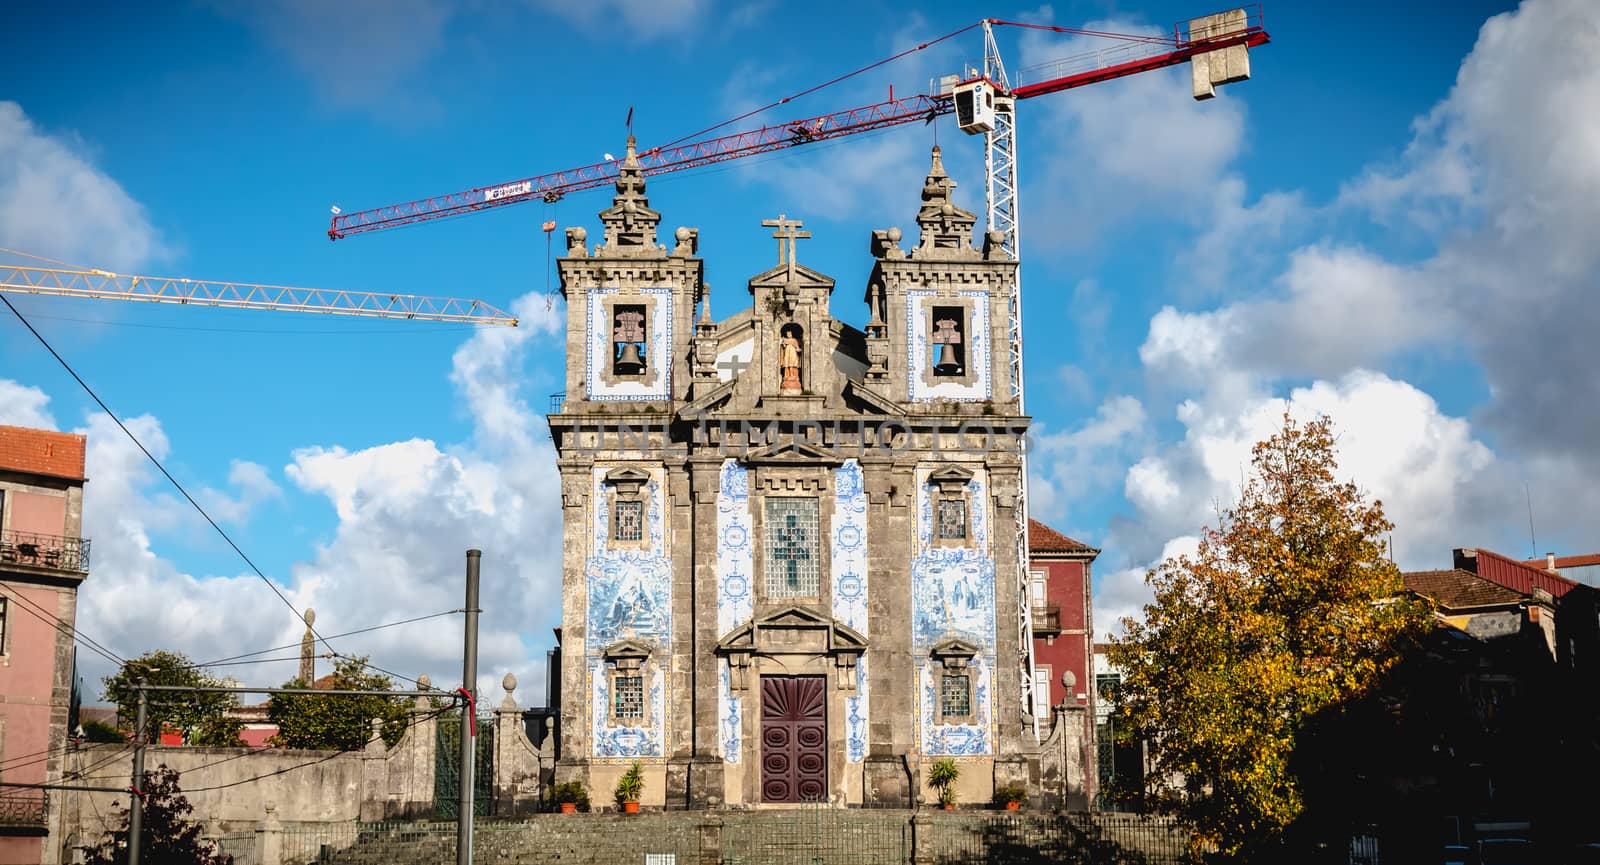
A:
194;609;459;669
1;295;346;664
0;590;125;669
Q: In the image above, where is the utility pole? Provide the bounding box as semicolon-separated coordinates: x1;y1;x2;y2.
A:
128;679;148;865
457;550;481;865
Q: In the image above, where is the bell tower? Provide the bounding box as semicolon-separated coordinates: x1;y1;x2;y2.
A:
558;136;704;406
867;146;1016;405
743;214;839;408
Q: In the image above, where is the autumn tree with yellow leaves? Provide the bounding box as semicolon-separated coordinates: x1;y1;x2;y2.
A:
1106;414;1430;858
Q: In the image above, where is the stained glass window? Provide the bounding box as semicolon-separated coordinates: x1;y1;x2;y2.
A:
613;675;644;720
937;498;968;541
614;500;644;542
765;497;820;598
941;673;971;718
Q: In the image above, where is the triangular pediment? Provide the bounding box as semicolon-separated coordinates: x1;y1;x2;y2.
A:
715;606;868;656
741;439;843;466
930;637;981;661
604;467;652;485
602;639;654;662
746;262;835;293
680;379;736;415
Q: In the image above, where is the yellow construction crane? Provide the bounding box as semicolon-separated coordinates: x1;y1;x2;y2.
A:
0;256;518;327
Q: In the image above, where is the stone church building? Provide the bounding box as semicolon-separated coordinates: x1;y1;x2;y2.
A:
549;138;1043;808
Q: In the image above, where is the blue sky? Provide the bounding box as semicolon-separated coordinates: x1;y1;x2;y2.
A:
5;0;1596;702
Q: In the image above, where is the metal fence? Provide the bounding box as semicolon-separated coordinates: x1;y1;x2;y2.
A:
722;803;909;865
216;831;259;865
918;812;1192;865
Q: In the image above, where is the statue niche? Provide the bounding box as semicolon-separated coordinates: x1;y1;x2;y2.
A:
779;323;804;392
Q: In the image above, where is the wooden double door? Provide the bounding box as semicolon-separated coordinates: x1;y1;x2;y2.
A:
760;675;827;802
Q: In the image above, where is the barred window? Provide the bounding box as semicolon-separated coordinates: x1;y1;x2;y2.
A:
613;500;644;542
765;498;820;598
613;675;644;720
941;674;971;719
937;499;968;540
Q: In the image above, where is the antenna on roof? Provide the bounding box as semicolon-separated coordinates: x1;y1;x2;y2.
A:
1524;482;1538;561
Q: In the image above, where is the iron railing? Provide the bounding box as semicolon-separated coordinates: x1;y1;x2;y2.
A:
549;392;566;413
0;529;90;571
1032;603;1061;635
0;789;47;828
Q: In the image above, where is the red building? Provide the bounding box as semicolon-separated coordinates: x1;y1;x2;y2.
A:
0;425;91;864
1027;518;1099;714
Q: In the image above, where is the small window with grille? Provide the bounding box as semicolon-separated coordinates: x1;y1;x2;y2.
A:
613;500;644;542
937;499;967;541
613;675;644;721
941;674;971;719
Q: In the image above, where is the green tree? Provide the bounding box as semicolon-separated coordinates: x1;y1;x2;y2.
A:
1106;414;1431;858
102;651;238;744
86;766;231;865
80;719;127;743
266;655;410;750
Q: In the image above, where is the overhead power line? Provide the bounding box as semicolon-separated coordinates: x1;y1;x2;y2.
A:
2;295;344;663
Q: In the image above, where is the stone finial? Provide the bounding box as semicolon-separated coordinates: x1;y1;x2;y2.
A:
417;673;431;688
501;673;518;710
595;136;662;253
565;226;588;257
414;673;433;711
298;609;316;685
912;147;978;259
262;801;281;829
303;608;316;627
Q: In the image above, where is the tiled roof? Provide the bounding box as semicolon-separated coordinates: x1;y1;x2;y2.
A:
1523;553;1600;571
1458;547;1579;599
0;425;87;482
1402;568;1525;611
1028;519;1096;554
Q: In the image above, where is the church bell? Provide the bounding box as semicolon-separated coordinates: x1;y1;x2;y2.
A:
615;342;645;375
934;342;963;375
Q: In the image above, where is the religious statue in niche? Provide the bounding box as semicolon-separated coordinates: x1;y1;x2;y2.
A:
779;323;804;392
613;306;647;375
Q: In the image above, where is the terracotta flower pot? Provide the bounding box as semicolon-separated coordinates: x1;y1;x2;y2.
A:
624;801;641;813
560;802;577;814
1004;801;1021;811
941;803;954;811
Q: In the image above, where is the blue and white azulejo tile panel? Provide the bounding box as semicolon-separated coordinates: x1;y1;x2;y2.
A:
832;459;870;763
585;287;672;401
905;289;991;403
716;460;753;636
719;659;742;764
910;465;998;756
585;464;672;760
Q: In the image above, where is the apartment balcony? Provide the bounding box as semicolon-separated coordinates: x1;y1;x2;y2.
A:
0;529;91;572
0;790;47;835
1033;603;1062;636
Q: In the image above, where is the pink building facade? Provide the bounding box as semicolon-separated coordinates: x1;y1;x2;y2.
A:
0;426;89;865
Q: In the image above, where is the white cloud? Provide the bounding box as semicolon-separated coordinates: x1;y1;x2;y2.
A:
198;461;282;525
529;0;712;40
1092;535;1198;639
0;102;166;271
0;379;56;429
1028;395;1146;523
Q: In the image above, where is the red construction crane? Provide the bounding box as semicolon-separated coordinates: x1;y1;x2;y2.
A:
326;8;1267;240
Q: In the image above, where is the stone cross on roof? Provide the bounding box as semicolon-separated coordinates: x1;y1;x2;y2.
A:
762;214;810;282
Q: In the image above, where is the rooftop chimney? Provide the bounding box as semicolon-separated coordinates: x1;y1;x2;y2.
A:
1547;552;1557;571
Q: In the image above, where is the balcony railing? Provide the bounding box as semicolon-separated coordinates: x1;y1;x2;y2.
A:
0;790;47;829
549;392;566;413
0;529;91;571
1033;603;1062;635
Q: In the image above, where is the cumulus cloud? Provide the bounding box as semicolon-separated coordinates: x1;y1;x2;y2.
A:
1029;395;1146;523
0;379;56;429
0;102;166;271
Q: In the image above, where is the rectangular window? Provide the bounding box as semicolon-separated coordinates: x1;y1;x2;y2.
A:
1033;667;1052;718
941;674;971;719
937;499;968;541
1030;569;1047;606
612;305;648;375
765;498;820;598
613;675;644;720
930;306;965;376
613;500;644;542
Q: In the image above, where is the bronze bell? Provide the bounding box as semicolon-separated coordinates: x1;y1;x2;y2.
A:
615;342;645;375
934;342;962;376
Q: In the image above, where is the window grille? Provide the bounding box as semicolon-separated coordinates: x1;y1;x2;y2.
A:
613;675;644;720
613;500;644;542
941;673;971;718
937;499;968;540
765;498;820;598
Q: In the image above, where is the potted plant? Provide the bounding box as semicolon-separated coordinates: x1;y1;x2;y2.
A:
552;780;589;814
614;761;645;813
928;758;960;810
993;785;1027;811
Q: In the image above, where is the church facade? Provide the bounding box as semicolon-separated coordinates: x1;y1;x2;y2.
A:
549;139;1038;808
